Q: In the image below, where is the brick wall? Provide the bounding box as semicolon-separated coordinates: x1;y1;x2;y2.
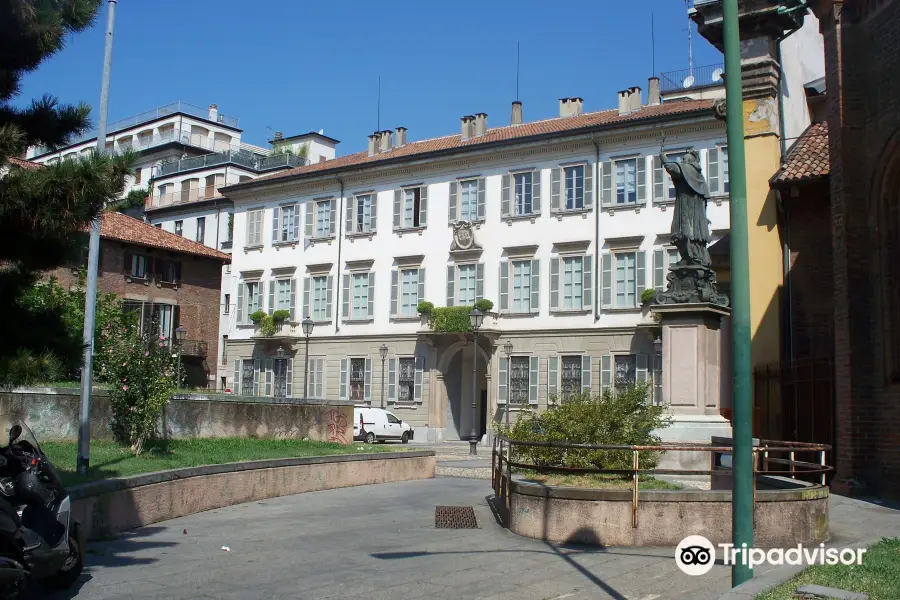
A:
50;240;223;385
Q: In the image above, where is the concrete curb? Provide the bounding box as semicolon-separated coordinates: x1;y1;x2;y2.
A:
714;535;886;600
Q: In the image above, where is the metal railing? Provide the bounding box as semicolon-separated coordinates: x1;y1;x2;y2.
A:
491;436;831;528
179;340;208;358
146;185;224;209
34;126;244;160
154;150;306;178
659;63;725;93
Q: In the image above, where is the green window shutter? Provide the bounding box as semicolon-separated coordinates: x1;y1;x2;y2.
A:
584;162;594;208
236;282;244;324
342;273;350;319
529;356;539;405
393;190;401;229
501;174;511;218
653;249;665;290
388;357;397;402
499;261;509;312
550;257;560;311
302;277;311;320
476;178;486;221
285;359;293;397
370;194;377;232
582;255;593;311
548;356;559;401
530;259;540;313
364;358;372;402
601;161;613;205
417;268;426;305
637;156;647;202
233;359;240;395
475;263;484;301
253;358;261;396
329;199;336;237
305;202;314;239
498;357;508;404
533;169;542;214
419;185;428;226
446;265;456;307
267;280;275;315
448;181;458;223
707;148;720;195
339;358;348;400
367;272;375;318
272;206;280;243
600;253;612;309
414;355;424;402
636;354;649;384
550;168;561;212
345;197;354;234
601;355;612;392
582;355;592;394
289;278;297;321
636;251;646;305
653;156;664;200
326;275;334;321
390;269;398;317
265;358;273;396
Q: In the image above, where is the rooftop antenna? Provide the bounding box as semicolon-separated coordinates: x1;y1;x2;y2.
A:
683;0;695;88
516;41;520;101
377;76;381;131
651;14;656;76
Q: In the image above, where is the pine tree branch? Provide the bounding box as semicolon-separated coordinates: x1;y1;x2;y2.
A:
0;96;91;157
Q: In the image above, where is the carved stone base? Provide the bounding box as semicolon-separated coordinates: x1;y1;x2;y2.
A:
655;265;729;307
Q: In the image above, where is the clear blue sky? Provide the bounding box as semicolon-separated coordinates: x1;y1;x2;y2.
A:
17;0;723;153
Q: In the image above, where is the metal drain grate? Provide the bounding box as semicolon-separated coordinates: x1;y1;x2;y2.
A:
435;506;479;529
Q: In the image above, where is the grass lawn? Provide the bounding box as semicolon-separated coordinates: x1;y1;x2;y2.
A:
43;438;397;487
514;470;682;490
756;537;900;600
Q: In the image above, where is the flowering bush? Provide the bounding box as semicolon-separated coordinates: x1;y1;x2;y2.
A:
97;324;177;454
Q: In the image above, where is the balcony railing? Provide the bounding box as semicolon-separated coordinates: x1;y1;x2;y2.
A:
252;321;302;339
154;150;307;178
33;126;243;160
179;339;208;358
659;63;725;93
146;185;224;209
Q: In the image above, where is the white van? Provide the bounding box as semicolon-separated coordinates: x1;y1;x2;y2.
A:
353;407;414;444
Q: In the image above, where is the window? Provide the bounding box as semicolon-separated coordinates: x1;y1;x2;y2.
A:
459;179;478;222
349;358;365;402
174;220;183;237
352;273;369;320
400;269;419;317
121;300;176;341
307;357;325;399
387;412;401;424
315;200;332;238
274;204;299;243
561;356;583;401
196;217;205;244
615;252;637;308
723;147;730;194
134;169;142;185
276;279;295;319
457;264;476;306
246;209;263;246
403;188;422;228
155;259;181;284
243;281;261;321
509;356;530;404
615;355;636;385
398;357;415;403
224;294;230;314
564;165;585;210
312;275;328;321
615;159;637;204
154;223;162;229
355;194;373;233
562;257;584;310
514;172;533;216
128;254;149;279
512;260;532;314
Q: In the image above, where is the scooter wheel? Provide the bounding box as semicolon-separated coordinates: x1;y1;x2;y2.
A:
44;529;83;590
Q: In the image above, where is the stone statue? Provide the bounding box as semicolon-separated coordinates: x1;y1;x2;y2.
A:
655;136;728;307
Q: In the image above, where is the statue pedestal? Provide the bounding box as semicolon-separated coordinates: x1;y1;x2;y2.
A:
651;302;733;488
656;264;729;307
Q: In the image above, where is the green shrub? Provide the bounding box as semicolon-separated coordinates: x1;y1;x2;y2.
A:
475;298;494;313
249;310;267;323
271;309;291;322
497;383;672;472
416;301;434;315
0;349;66;389
430;306;472;332
641;288;657;304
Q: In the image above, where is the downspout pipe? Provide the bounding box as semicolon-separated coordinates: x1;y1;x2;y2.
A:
590;133;601;322
334;176;345;335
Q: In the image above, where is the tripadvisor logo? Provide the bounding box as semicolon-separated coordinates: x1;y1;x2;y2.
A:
675;535;716;576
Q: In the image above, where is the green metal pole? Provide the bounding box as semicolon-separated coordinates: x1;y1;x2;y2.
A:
722;0;754;587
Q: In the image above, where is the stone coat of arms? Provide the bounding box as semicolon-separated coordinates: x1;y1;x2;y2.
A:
451;221;480;251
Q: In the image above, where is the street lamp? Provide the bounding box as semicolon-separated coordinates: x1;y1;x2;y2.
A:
468;307;485;456
503;341;514;430
653;336;662;406
301;317;314;398
379;343;388;408
174;325;186;389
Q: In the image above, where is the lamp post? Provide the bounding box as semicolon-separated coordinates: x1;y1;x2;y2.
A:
174;325;186;389
653;336;662;406
503;341;514;430
379;343;388;408
301;317;314;398
468;307;485;456
276;346;285;398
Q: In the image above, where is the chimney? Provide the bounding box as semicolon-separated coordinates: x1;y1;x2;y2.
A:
628;87;642;113
208;103;219;121
367;132;380;157
559;97;584;117
511;101;523;125
274;131;284;141
647;77;661;106
460;115;475;141
559;98;570;117
395;126;407;146
474;113;488;136
379;130;393;153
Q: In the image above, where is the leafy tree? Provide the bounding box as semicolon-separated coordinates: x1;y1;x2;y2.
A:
0;0;133;380
107;187;148;212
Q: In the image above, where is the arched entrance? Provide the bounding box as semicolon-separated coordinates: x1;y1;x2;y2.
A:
437;339;490;441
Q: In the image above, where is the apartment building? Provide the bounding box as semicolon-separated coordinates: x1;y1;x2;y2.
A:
217;81;730;443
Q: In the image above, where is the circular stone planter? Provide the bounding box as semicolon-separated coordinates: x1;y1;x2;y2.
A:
506;479;828;547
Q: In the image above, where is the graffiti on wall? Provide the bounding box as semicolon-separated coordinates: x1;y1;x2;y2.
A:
325;409;349;444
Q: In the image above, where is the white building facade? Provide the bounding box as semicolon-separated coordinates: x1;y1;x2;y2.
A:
219;88;729;442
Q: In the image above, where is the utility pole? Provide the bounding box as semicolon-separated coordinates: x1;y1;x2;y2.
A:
722;0;754;587
77;0;117;476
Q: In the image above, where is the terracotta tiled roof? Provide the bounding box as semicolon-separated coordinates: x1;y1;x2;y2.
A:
6;157;42;170
99;212;229;262
232;99;716;189
772;122;830;184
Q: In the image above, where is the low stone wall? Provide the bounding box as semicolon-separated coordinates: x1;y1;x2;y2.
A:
0;389;354;444
71;451;436;540
506;480;828;547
